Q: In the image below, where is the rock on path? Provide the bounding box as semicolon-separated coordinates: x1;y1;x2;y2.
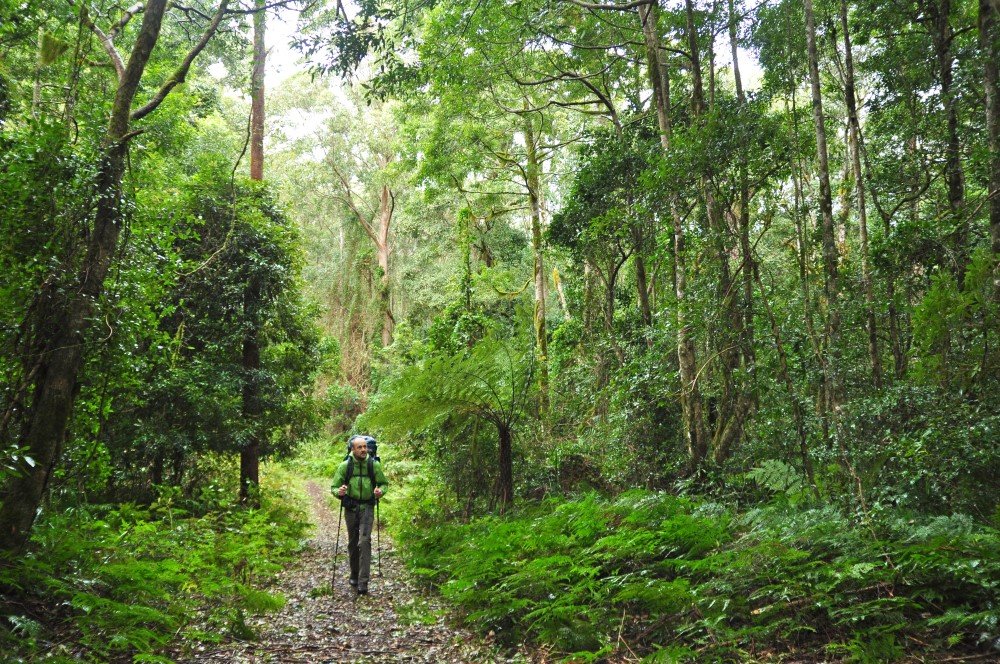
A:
177;480;511;663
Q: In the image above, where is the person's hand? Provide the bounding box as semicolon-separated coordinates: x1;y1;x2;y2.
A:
374;487;383;499
338;484;348;497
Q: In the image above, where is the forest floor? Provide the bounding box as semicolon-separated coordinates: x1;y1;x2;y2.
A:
172;480;521;663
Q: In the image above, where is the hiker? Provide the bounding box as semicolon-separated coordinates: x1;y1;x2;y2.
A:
332;435;387;595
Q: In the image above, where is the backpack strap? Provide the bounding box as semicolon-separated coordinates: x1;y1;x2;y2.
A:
367;458;377;498
344;456;378;504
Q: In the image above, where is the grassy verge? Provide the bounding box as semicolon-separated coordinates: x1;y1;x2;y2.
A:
392;488;1000;663
0;464;310;663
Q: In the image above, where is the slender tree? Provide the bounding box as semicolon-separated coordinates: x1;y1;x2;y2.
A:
838;0;882;388
804;0;844;426
0;0;230;554
925;0;968;280
524;113;550;410
241;0;267;506
982;0;1000;254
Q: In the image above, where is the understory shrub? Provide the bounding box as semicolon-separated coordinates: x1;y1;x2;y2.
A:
0;466;309;663
392;490;1000;662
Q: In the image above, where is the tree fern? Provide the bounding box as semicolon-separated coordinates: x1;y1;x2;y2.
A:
362;337;534;508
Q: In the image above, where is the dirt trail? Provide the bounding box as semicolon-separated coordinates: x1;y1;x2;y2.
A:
180;480;511;663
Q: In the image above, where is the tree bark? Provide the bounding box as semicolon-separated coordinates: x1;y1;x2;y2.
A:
929;0;968;280
459;209;474;315
32;27;44;117
239;322;262;507
687;0;746;464
553;268;571;320
638;0;711;465
249;0;266;180
728;0;744;105
0;0;171;554
524;116;549;411
638;0;702;461
982;0;1000;254
638;1;670;151
839;0;883;388
377;184;395;347
729;0;757;398
805;0;844;417
632;3;665;336
495;423;513;512
241;0;266;506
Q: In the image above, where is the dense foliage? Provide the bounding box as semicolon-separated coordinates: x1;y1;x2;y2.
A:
394;487;1000;661
2;0;999;658
0;0;327;657
292;0;1000;658
0;464;309;662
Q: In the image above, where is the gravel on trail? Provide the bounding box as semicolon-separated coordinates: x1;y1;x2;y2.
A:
176;480;522;664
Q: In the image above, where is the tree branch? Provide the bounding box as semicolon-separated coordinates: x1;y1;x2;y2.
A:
67;0;126;80
222;0;307;15
330;162;379;243
111;2;146;37
130;0;229;121
559;0;654;10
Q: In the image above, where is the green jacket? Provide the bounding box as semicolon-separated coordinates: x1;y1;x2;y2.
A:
331;456;387;502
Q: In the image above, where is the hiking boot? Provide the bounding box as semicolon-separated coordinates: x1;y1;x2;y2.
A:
357;586;368;595
349;578;357;587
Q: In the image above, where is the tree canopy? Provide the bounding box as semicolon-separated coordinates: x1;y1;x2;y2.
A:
1;0;999;658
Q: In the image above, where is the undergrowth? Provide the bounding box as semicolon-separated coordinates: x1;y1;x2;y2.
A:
392;487;1000;662
0;464;309;663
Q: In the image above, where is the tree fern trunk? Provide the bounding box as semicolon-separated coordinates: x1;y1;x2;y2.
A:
496;424;513;512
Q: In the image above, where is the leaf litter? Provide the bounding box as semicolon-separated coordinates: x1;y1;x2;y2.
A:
174;481;528;663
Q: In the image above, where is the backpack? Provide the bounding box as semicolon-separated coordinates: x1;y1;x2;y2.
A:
340;435;380;507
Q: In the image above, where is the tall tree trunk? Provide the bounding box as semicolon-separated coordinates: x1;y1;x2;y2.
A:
634;0;666;337
789;88;823;363
687;0;745;464
982;0;1000;254
840;0;883;388
883;128;920;380
632;218;654;331
805;0;844;418
249;0;265;180
553;267;571;320
708;0;718;111
639;0;707;465
638;1;670;151
377;184;394;347
239;316;262;507
0;0;171;554
686;0;706;115
32;27;44;117
524;116;549;411
728;0;745;105
729;0;757;399
241;0;266;506
670;0;708;468
458;209;473;315
930;0;968;280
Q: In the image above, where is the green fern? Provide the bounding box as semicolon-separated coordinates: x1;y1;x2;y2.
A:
361;337;534;439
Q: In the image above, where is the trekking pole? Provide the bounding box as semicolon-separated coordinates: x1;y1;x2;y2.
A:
332;501;343;590
376;498;381;577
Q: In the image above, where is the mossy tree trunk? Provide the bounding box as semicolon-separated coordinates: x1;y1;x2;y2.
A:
0;0;212;553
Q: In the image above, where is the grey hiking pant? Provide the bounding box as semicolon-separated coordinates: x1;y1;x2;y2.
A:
345;504;375;589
